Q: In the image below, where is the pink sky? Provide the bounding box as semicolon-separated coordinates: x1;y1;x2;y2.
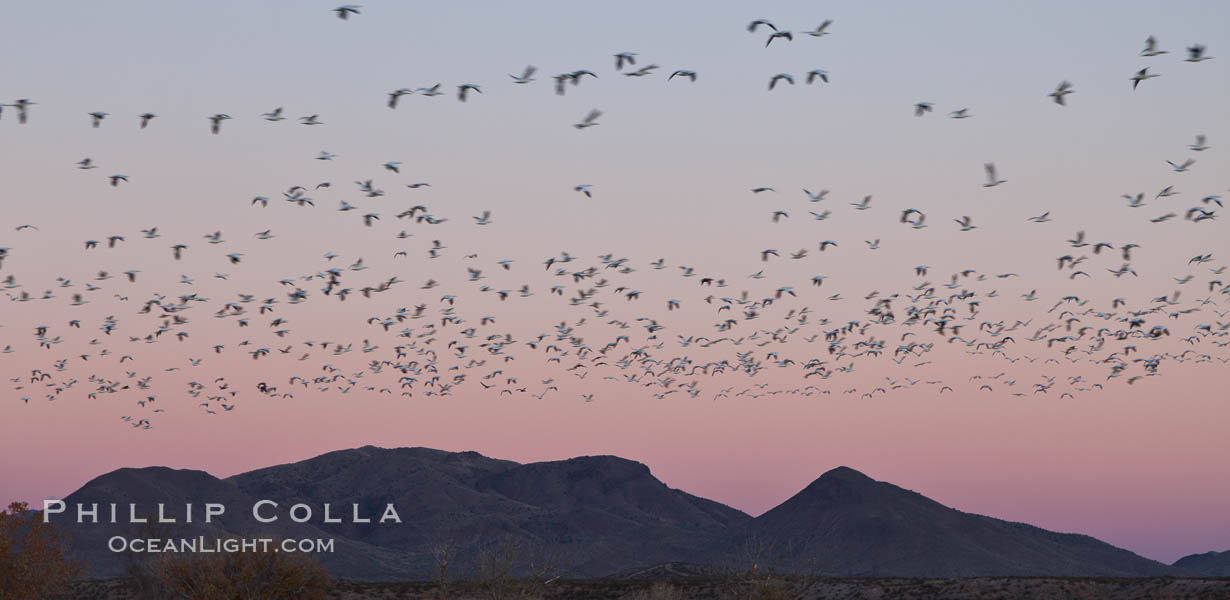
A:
2;0;1229;566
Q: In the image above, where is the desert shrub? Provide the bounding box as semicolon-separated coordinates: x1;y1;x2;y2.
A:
623;581;687;600
428;535;460;598
748;577;792;600
521;537;567;597
0;501;83;600
475;534;520;600
716;534;798;600
127;544;329;600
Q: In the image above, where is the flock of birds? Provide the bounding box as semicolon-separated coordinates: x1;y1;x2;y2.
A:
1;8;1227;432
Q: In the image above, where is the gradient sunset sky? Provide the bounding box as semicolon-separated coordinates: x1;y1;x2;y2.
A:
2;1;1229;564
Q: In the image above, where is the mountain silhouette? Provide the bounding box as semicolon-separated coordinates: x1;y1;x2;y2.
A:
1172;550;1230;576
747;466;1179;577
52;447;1189;580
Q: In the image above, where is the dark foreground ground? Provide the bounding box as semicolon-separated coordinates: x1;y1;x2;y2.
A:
65;576;1230;599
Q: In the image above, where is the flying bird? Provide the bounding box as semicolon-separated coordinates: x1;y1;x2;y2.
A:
1140;36;1167;56
747;19;776;33
457;84;481;102
1049;81;1074;105
765;30;793;47
804;20;833;37
574;109;602;129
387;89;413;108
982;163;1006;187
614;52;637;70
769;73;794;90
1166;158;1195;172
1130;68;1159;90
13;99;35;123
900;209;926;228
1185;44;1212;62
509;65;537;84
334;5;360;20
208;114;231;134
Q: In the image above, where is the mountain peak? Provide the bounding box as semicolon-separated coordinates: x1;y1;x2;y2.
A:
78;466;225;495
796;466;876;496
816;465;871;481
564;454;653;474
751;465;1177;578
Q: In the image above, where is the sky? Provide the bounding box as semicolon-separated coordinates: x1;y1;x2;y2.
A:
1;1;1229;565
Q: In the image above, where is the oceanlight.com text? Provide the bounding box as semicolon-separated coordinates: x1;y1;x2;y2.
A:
107;536;335;554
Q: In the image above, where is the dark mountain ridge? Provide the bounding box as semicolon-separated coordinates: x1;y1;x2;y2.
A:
1172;549;1230;576
748;465;1176;577
50;446;1193;580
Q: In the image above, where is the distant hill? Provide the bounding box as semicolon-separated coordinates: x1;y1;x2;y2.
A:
1172;550;1230;576
747;466;1180;577
52;446;1190;580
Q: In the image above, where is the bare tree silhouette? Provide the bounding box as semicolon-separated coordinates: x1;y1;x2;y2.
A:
0;502;82;600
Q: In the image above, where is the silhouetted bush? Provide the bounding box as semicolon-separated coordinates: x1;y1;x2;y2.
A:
126;544;329;600
623;581;687;600
0;501;83;600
